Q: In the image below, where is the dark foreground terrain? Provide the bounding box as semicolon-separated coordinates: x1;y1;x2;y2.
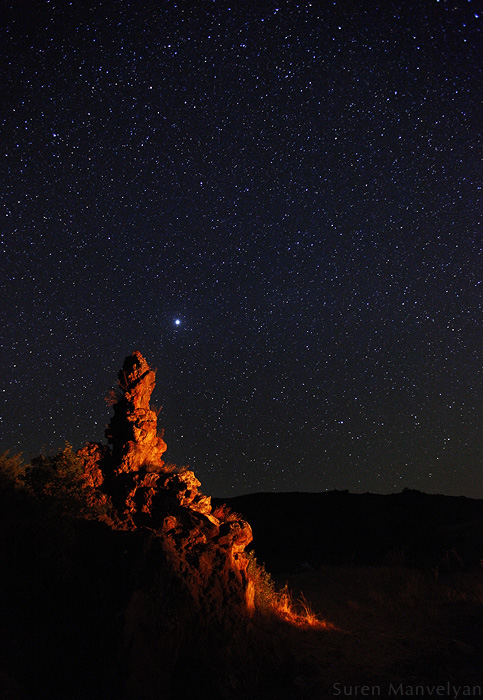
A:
275;563;483;697
1;488;482;699
219;490;483;697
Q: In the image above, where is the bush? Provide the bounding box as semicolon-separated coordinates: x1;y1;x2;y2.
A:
24;443;102;519
0;450;25;490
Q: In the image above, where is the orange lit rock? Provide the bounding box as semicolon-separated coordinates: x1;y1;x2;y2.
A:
77;441;112;514
159;469;214;518
77;350;254;642
78;441;108;490
105;350;167;475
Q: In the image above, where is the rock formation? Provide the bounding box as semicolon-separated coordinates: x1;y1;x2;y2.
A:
77;352;255;696
105;350;167;474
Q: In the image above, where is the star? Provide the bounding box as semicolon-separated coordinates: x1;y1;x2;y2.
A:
1;1;481;499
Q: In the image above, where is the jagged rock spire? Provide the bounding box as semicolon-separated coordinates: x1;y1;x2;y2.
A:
105;350;167;474
78;351;255;634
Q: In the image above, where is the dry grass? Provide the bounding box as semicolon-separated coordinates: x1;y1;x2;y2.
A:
267;563;483;697
274;585;336;629
212;502;243;521
247;550;336;629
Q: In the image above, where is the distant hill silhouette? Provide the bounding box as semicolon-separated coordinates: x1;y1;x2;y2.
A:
2;349;482;699
214;490;483;573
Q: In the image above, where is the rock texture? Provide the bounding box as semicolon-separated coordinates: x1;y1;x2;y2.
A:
77;351;255;697
105;350;167;474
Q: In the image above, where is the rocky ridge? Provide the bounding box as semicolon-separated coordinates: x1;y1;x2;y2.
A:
77;352;255;696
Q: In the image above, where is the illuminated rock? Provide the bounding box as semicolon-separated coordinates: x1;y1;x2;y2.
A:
77;441;111;515
77;350;254;637
105;350;167;475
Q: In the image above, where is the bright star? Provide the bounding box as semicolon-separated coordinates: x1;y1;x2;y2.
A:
174;318;181;326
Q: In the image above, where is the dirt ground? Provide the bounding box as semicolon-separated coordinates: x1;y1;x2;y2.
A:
270;565;483;700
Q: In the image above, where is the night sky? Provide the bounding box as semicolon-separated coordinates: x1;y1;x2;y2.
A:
2;0;483;498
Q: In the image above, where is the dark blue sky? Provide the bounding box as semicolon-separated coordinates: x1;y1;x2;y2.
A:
2;0;483;497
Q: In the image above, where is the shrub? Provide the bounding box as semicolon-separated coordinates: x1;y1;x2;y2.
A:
0;450;25;490
24;443;104;519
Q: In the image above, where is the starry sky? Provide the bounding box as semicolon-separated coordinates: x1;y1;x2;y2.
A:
2;0;483;498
